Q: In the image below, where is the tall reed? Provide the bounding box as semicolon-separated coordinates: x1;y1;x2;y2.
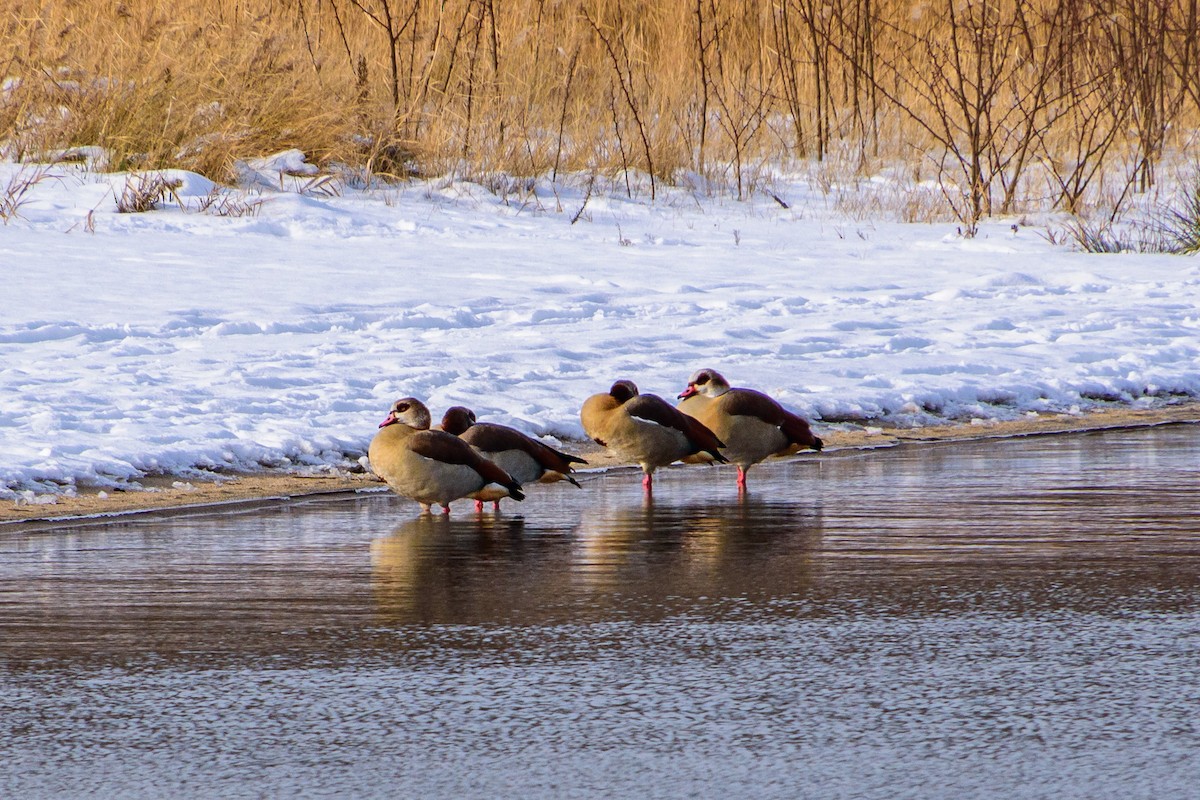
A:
3;0;1198;228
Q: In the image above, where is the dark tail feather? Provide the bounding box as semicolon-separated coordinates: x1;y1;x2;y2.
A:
556;449;588;465
565;474;582;488
536;443;588;474
683;416;729;463
781;411;821;451
476;458;525;501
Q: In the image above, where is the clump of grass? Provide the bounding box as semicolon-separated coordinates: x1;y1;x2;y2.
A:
116;173;182;213
194;189;267;218
0;165;57;224
2;1;355;185
1063;220;1133;253
296;174;340;197
115;173;182;212
1062;215;1180;254
1155;182;1200;255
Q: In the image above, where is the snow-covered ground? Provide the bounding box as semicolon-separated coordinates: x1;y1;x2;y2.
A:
3;154;1199;499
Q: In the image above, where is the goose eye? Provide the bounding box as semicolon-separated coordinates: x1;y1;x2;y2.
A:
696;374;710;385
397;403;409;412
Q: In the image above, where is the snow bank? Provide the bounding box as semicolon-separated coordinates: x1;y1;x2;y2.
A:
2;160;1198;497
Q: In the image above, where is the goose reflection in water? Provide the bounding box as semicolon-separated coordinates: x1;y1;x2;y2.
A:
370;514;574;626
570;494;824;596
370;493;824;626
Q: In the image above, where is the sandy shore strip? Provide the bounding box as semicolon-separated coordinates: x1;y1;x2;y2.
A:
4;402;1197;526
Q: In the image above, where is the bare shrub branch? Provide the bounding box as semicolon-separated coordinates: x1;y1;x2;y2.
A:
581;4;657;200
116;174;183;214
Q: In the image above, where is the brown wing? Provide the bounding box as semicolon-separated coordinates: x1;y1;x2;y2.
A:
517;436;590;473
625;393;692;431
407;430;525;500
780;410;822;450
407;430;479;466
547;446;587;466
677;413;729;462
720;388;787;424
460;423;527;455
626;394;728;462
722;389;822;450
465;423;588;474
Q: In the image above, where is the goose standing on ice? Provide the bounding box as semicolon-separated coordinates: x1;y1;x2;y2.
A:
368;398;524;515
440;405;588;511
677;368;822;490
580;379;727;491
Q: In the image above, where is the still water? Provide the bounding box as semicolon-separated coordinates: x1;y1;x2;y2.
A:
3;425;1199;799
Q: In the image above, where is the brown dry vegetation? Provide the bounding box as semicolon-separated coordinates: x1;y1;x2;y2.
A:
3;0;1199;229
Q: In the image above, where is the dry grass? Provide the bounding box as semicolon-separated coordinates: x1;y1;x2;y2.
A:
115;172;181;213
2;0;1198;229
0;162;57;222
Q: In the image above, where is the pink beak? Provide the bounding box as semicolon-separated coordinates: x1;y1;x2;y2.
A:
379;413;398;428
678;385;698;399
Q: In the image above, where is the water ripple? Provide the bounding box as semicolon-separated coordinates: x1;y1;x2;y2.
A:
2;425;1199;798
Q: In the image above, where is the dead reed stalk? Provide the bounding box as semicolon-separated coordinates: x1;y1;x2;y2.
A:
1;0;1197;225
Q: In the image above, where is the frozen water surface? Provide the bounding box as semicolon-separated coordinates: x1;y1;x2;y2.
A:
2;425;1200;799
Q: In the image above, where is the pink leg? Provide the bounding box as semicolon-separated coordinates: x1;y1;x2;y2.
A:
442;503;451;516
493;501;501;511
474;500;484;513
642;472;653;493
736;467;747;490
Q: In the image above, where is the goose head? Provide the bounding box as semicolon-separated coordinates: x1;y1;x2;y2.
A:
678;368;730;399
379;397;433;430
440;406;477;435
609;379;639;404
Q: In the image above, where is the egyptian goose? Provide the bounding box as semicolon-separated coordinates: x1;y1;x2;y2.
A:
441;406;588;510
580;379;727;489
368;398;524;514
678;368;823;489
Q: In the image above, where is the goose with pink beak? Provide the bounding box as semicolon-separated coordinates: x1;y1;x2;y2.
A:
678;368;822;490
